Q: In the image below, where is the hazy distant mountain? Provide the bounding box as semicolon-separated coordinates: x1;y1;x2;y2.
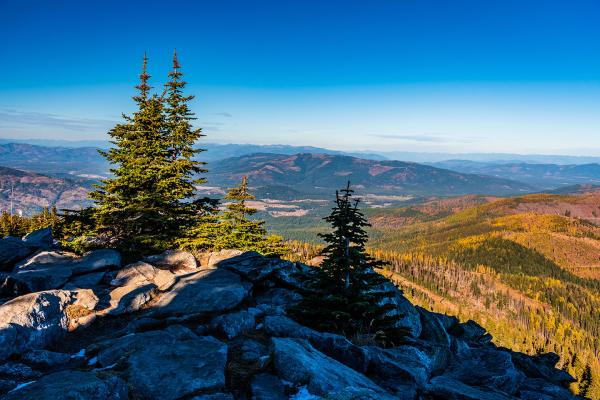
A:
428;160;600;189
0;166;91;214
207;153;536;198
0;142;386;178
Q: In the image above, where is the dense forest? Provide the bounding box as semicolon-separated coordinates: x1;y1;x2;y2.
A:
284;194;600;398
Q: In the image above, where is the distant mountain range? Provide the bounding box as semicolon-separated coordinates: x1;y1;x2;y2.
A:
207;153;535;197
0;166;91;214
428;160;600;189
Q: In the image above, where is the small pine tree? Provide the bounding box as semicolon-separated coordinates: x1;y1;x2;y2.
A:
291;182;404;345
212;176;285;256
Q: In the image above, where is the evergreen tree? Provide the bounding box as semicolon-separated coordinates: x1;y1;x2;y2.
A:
162;50;218;244
291;182;405;345
88;54;176;253
212;176;285;256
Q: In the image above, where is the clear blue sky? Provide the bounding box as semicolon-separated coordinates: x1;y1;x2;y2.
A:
1;0;599;154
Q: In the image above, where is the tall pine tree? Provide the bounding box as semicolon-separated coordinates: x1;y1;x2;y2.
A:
161;50;218;244
82;53;216;254
89;54;170;253
291;182;404;345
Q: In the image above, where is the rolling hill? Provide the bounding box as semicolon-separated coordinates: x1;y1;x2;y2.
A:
429;160;600;189
279;192;600;397
208;153;536;197
0;166;91;214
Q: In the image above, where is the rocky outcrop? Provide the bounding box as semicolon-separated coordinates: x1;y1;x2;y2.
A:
0;289;98;362
0;242;579;399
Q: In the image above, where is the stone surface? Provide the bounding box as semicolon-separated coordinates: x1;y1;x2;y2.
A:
510;351;575;385
20;349;73;369
215;251;292;282
365;345;432;386
22;227;53;249
0;289;98;361
426;375;514;400
144;249;197;272
63;271;106;290
271;337;394;399
125;335;227;400
376;280;422;338
199;249;244;269
444;347;524;394
255;287;302;310
105;262;176;315
416;306;451;347
10;249;120;293
2;370;128;400
210;310;256;339
152;268;250;318
0;236;35;271
450;319;493;345
264;315;370;373
251;373;287;400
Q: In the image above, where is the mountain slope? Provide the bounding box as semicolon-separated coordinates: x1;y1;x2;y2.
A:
208;153;536;197
429;160;600;189
0;166;91;214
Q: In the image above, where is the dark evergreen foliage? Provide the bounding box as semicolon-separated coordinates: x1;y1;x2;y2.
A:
291;182;405;345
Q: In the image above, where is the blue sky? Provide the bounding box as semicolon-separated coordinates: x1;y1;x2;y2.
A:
1;0;599;154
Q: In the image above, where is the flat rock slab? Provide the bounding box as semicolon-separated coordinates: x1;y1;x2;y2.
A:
144;249;197;272
10;249;121;293
0;237;36;270
126;335;227;400
0;289;98;362
93;328;227;400
214;251;292;282
425;375;514;400
271;337;395;399
3;370;128;400
151;269;250;318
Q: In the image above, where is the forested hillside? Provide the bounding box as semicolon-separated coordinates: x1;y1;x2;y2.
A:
281;193;600;398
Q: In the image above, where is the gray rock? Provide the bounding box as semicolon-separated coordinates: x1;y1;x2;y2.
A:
22;227;53;249
518;378;578;400
199;249;244;269
95;326;197;367
10;249;120;293
256;287;302;309
191;394;235;400
215;251;292;282
271;337;394;399
510;351;575;385
63;271;106;290
232;338;270;366
2;370;128;400
376;280;422;338
365;345;432;386
0;289;98;361
251;373;287;400
144;249;197;272
271;261;316;289
450;319;493;345
20;349;73;369
444;347;524;394
433;311;459;332
152;268;250;318
124;335;227;400
104;261;176;315
210;310;256;339
0;362;41;380
264;315;370;373
0;236;35;271
416;306;451;347
425;375;514;400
